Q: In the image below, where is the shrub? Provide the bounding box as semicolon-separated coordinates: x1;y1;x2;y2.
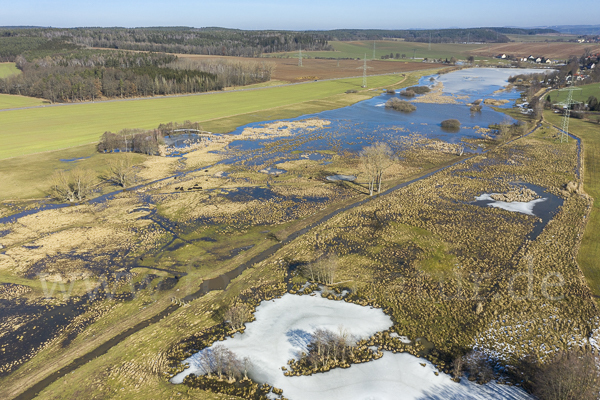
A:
532;350;600;400
441;119;461;130
463;351;494;384
408;86;431;94
470;104;482;113
385;98;416;112
346;89;357;94
386;89;396;95
225;303;250;330
399;90;415;97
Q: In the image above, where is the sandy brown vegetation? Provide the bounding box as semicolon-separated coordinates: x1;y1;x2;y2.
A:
269;127;594;379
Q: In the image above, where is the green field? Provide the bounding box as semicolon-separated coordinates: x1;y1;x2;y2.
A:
546;83;600;296
505;34;577;42
547;82;600;105
268;40;492;61
0;74;408;160
0;93;46;110
0;62;20;78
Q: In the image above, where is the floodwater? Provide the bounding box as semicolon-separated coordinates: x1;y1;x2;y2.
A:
0;68;560;382
219;68;548;169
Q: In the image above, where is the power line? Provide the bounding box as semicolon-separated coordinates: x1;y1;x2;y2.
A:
557;86;582;143
357;53;373;88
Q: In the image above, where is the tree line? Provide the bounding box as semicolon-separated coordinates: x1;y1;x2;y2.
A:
3;26;559;61
0;27;333;58
0;49;273;102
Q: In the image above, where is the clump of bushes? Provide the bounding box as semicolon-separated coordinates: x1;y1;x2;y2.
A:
399;89;415;97
183;374;274;400
386;89;396;95
286;328;380;375
470;104;482;113
441;119;461;131
408;86;431;94
346;89;358;94
385;98;416;112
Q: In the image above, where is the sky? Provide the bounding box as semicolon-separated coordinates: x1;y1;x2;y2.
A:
2;0;599;30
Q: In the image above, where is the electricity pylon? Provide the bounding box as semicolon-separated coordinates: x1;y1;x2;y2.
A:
357;54;373;88
557;86;582;143
373;41;376;60
298;46;302;67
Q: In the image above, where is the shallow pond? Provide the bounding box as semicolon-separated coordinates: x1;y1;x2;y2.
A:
172;293;531;399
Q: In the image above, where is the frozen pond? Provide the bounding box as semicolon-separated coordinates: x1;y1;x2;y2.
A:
172;294;531;399
472;183;563;241
473;194;546;216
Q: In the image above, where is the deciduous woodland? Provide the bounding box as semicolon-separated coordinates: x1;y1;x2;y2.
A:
0;50;273;102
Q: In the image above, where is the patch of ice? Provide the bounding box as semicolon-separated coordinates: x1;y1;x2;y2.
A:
390;332;412;344
474;194;547;216
375;103;386;107
260;167;287;175
172;294;531;399
326;175;356;182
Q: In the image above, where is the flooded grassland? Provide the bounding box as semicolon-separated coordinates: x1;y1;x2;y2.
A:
3;68;592;400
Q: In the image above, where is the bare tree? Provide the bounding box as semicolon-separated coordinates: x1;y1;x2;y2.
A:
496;119;513;143
198;349;215;377
242;356;252;379
301;254;338;285
107;155;135;187
452;356;464;380
360;142;395;195
533;350;600;400
225;303;250;330
304;327;357;368
49;168;96;202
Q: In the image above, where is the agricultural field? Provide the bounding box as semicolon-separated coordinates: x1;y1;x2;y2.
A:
0;93;45;110
546;82;600;105
277;39;600;62
471;41;600;59
504;34;578;42
268;40;490;61
0;74;415;160
179;53;442;82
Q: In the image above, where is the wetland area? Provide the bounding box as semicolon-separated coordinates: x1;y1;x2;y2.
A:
1;68;596;400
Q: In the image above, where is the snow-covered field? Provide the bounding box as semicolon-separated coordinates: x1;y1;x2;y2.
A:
172;293;532;399
474;193;547;216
